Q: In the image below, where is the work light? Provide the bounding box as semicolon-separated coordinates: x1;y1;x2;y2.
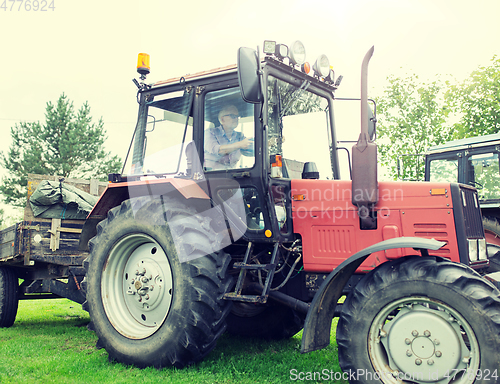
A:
313;54;330;78
289;40;306;66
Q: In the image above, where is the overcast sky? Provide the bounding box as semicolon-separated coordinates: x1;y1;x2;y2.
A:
0;0;499;214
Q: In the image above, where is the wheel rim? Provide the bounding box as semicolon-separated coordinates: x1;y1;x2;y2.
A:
369;297;480;384
101;233;173;339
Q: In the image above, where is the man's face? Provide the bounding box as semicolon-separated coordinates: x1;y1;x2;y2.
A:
219;106;239;131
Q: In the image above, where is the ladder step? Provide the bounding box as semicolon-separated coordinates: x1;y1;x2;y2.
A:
225;242;280;305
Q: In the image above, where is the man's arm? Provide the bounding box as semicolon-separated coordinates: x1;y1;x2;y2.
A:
218;138;251;155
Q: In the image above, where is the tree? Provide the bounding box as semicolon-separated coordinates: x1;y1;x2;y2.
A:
376;74;451;180
0;94;122;207
446;55;500;139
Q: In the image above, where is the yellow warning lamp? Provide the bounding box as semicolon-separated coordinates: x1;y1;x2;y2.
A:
137;53;150;77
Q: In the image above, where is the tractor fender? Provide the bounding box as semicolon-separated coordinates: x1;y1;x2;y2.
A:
79;178;210;251
300;236;445;354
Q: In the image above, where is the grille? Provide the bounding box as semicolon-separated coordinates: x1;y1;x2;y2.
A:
460;186;484;239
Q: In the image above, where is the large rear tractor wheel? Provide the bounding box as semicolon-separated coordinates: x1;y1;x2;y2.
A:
0;267;19;328
83;197;233;368
483;216;500;272
337;256;500;384
226;302;304;340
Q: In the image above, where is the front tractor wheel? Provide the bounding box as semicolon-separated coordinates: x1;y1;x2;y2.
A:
337;256;500;384
84;197;233;368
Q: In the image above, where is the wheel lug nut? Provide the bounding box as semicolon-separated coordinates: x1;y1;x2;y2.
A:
462;357;470;364
412;330;419;337
424;330;431;337
415;359;422;365
435;351;442;358
406;350;412;357
405;338;412;345
434;339;440;345
427;359;434;366
380;330;387;338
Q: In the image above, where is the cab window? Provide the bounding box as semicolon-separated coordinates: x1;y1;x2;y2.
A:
203;88;255;171
428;157;458;183
267;75;332;179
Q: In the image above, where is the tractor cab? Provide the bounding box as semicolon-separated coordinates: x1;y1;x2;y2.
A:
118;41;342;244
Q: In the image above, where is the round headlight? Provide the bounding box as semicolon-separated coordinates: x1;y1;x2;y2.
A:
313;54;330;78
289;40;306;66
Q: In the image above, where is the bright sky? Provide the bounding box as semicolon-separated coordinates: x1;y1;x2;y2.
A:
0;0;499;214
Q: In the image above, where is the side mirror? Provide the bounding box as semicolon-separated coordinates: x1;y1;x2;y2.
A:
237;47;262;103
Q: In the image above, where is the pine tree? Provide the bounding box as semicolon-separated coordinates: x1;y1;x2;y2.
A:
0;94;122;207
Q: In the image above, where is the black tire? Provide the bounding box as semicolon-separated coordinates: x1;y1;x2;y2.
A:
83;197;233;368
0;267;19;328
337;256;500;384
226;302;304;340
483;216;500;272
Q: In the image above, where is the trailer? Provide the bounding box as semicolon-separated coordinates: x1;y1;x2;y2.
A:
0;174;106;327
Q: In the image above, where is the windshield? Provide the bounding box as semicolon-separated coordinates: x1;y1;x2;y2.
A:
468;152;500;201
428;157;459;183
267;76;333;179
123;89;194;176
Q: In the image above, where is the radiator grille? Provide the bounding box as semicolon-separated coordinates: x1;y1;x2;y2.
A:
460;187;484;239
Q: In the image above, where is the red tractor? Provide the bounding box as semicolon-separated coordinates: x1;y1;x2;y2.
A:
79;42;500;382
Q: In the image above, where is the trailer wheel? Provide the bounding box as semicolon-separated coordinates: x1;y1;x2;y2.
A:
83;197;233;368
226;302;304;340
337;256;500;384
483;216;500;272
0;267;19;328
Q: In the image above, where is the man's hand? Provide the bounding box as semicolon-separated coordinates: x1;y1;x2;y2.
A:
238;138;251;149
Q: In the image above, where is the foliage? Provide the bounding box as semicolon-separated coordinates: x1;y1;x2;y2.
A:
0;94;122;207
377;56;500;180
376;74;451;180
446;55;500;139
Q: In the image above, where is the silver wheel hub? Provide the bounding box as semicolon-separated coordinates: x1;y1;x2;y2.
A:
371;298;479;384
101;234;173;339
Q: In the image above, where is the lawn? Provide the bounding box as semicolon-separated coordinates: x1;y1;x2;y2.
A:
0;299;347;384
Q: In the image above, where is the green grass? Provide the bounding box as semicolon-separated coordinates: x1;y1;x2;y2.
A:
0;299;347;384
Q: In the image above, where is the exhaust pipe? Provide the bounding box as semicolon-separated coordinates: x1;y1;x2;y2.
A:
351;46;378;229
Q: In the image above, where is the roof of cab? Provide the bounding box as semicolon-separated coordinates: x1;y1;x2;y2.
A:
427;132;500;153
152;64;237;88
